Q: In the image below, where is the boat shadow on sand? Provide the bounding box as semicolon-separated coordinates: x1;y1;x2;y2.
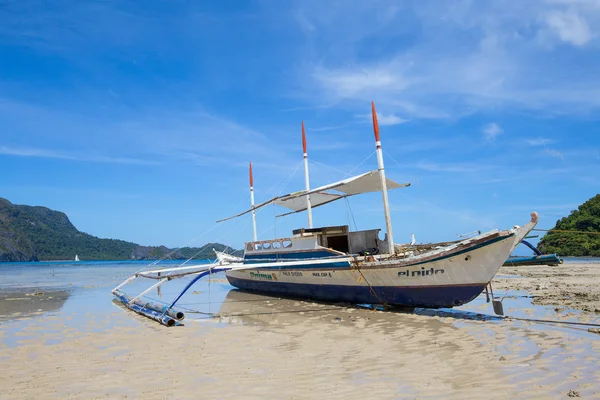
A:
213;289;504;325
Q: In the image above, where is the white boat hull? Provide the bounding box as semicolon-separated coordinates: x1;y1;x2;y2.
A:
225;228;519;308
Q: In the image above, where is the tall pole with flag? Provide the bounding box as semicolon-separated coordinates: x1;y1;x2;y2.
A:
372;102;394;255
302;122;313;228
249;162;258;241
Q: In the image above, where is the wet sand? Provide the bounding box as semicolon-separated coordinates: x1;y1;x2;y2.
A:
497;262;600;313
1;263;599;399
0;289;70;322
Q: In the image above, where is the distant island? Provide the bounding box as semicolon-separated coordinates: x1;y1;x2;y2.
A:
538;194;600;257
0;198;239;262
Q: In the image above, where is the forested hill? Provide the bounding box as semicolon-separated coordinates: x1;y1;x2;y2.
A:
0;198;238;262
538;194;600;257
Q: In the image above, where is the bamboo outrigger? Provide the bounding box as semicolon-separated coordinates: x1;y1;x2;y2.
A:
112;263;236;326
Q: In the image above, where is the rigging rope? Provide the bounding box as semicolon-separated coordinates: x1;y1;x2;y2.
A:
131;223;223;276
344;197;358;231
167;216;251;274
532;229;600;235
253;160;304;237
176;159;305;260
309;159;350;175
308;152;376;179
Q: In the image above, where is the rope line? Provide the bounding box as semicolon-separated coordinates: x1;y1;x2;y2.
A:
344;197;358;231
308;152;376;178
506;316;600;328
532;228;600;235
352;262;388;308
309;159;350;175
343;151;376;178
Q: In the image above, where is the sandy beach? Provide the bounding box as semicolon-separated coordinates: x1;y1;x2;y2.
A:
497;261;600;313
1;261;599;399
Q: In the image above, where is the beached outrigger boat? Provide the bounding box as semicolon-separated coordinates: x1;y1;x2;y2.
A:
112;102;538;326
217;103;539;309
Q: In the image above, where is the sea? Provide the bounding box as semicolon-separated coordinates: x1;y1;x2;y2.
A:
0;257;598;330
0;259;233;327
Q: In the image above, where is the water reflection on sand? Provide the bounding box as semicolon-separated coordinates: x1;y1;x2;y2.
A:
0;262;598;398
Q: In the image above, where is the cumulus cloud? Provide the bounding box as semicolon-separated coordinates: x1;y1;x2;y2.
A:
545;10;592;46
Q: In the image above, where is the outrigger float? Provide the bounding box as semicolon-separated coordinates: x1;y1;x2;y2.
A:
112;261;237;326
113;102;539;326
504;239;562;266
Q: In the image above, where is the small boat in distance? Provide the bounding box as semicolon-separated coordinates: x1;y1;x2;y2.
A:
74;254;80;262
217;102;539;309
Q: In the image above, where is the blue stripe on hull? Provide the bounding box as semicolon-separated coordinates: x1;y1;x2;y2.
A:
226;276;485;308
244;251;341;264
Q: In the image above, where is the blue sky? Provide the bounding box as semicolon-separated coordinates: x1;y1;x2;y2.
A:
1;0;599;253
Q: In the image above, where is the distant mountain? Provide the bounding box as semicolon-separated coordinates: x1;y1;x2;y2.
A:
0;198;239;262
538;194;600;257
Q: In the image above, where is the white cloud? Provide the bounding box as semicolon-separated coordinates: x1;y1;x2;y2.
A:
482;123;503;141
414;161;488;173
0;146;159;165
525;137;554;146
293;10;317;35
296;0;600;118
311;65;411;100
545;10;592;46
0;99;290;170
545;148;565;159
355;112;408;126
377;113;408;126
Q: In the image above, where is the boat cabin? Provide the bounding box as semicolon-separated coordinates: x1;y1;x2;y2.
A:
243;225;389;263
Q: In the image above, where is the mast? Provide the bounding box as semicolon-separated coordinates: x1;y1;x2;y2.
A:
302;121;313;228
249;162;258;241
371;102;394;255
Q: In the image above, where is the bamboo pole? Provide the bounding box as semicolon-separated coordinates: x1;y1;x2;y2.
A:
302;121;313;228
371;102;394;255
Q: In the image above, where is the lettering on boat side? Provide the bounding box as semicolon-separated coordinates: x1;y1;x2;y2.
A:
312;272;332;278
249;272;278;281
397;267;445;277
282;271;303;277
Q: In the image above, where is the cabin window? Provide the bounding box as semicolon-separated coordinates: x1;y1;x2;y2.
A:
263;241;271;250
272;241;281;249
282;239;292;248
326;235;349;253
254;243;263;250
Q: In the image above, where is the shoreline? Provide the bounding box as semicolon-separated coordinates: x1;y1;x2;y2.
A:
496;262;600;313
1;289;599;399
0;258;215;263
0;260;599;398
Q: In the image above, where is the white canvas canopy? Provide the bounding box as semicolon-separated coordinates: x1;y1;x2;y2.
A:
217;170;410;222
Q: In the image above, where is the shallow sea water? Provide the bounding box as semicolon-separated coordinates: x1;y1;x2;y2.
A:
0;259;599;398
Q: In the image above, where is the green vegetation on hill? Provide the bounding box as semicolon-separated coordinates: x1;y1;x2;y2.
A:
0;198;240;262
538;194;600;257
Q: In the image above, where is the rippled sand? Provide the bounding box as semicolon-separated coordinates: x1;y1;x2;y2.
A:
497;262;600;313
1;289;599;399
